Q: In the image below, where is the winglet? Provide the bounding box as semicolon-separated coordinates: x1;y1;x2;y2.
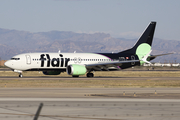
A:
141;50;152;64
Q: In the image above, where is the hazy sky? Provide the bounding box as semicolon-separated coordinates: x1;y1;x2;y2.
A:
0;0;180;40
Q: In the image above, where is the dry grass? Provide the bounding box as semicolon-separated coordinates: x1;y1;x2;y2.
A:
1;71;180;88
96;71;180;77
1;70;180;77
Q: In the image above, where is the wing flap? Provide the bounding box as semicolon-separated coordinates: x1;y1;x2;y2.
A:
86;60;140;71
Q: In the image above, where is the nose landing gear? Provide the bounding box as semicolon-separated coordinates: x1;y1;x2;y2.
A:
13;70;23;78
19;73;23;78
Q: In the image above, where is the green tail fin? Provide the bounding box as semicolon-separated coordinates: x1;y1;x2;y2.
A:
119;22;156;64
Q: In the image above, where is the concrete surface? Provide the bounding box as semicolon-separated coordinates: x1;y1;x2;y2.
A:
0;87;180;120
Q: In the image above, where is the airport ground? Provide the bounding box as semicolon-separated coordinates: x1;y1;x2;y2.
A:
0;68;180;120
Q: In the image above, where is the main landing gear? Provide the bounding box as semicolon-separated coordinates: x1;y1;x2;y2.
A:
86;73;94;78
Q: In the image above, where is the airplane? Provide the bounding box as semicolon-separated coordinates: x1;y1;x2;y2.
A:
4;22;170;78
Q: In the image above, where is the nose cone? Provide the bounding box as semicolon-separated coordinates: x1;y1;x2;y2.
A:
4;60;11;68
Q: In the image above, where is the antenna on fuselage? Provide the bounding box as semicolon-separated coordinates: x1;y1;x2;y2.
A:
74;51;76;53
58;50;61;53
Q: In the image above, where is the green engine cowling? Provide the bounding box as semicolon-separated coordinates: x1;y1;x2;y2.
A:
43;70;61;75
67;64;87;76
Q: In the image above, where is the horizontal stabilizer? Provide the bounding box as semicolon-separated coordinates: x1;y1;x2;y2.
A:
141;50;152;64
148;52;174;58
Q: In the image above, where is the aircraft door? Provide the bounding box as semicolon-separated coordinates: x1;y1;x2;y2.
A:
26;55;31;65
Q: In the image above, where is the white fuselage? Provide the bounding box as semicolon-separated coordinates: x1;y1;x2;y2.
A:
5;52;113;71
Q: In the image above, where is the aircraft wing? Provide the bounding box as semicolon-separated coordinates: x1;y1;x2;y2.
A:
86;50;152;71
85;60;140;71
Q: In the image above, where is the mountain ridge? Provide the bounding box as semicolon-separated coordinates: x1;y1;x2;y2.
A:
0;28;179;63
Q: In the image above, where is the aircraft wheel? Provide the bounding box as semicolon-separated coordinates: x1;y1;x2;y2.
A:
72;75;79;77
87;73;94;78
19;74;23;78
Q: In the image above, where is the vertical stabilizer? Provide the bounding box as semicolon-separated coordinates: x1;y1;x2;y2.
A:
120;22;156;54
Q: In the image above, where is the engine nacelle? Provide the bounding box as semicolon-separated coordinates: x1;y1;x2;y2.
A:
67;64;87;76
43;70;61;75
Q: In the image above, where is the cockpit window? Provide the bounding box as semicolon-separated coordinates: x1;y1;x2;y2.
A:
11;58;20;60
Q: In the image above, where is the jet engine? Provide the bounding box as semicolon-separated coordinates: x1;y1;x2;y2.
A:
67;64;87;76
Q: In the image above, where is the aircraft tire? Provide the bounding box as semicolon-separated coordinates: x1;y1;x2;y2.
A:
19;74;23;78
87;73;94;78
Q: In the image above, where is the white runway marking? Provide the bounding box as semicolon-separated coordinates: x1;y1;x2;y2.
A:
0;98;180;102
